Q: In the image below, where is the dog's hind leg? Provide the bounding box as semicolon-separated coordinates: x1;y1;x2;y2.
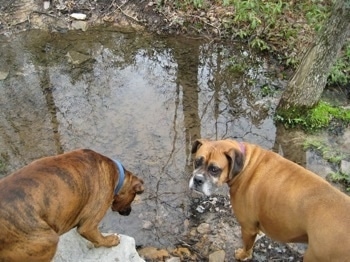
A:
0;230;59;262
234;227;258;261
303;247;320;262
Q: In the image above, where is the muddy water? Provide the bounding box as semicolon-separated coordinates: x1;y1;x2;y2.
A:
0;27;322;253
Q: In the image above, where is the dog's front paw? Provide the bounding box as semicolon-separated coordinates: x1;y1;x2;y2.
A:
94;233;120;248
107;233;120;246
104;233;120;247
234;248;253;261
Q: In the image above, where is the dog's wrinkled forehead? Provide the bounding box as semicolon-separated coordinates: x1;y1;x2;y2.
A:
194;145;230;168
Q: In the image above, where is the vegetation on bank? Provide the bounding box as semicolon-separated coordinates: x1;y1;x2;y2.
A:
329;43;350;86
275;101;350;131
304;139;345;164
157;0;350;132
0;158;8;177
304;139;350;190
158;0;349;86
329;171;350;191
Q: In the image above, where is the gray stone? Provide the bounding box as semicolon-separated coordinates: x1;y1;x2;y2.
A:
71;21;88;31
286;243;307;255
142;220;153;230
0;71;9;80
66;51;90;65
53;229;145;262
208;250;225;262
306;150;333;179
340;160;350;175
197;223;211;234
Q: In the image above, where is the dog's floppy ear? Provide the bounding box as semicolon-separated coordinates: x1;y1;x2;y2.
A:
133;179;144;195
225;149;244;180
191;139;207;154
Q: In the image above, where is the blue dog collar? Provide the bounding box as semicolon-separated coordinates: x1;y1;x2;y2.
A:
112;159;125;194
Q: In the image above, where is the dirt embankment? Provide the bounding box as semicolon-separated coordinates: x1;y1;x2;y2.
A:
0;0;205;36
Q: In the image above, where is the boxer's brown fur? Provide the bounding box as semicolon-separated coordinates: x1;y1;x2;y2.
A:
0;149;144;262
189;139;350;261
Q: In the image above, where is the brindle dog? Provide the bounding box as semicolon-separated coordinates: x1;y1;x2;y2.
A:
0;149;144;262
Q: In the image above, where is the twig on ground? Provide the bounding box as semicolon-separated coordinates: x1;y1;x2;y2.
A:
116;4;141;23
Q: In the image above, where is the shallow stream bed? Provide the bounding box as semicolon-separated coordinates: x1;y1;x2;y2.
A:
1;28;349;261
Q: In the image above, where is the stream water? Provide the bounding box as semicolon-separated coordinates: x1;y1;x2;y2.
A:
0;27;349;260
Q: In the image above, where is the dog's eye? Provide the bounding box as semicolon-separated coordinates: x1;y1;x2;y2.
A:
208;165;221;176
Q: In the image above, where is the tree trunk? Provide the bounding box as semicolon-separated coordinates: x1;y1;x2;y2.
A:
277;0;350;111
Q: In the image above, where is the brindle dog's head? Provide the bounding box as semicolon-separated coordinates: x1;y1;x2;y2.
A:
111;168;144;216
189;139;245;196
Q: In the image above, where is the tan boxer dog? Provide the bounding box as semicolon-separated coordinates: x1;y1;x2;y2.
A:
189;139;350;261
0;149;144;262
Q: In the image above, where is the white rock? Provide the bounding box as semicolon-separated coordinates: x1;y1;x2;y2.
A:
53;229;145;262
0;71;9;80
70;13;87;20
43;1;50;10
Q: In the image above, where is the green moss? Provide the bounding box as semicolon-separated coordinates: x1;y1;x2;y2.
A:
328;172;350;191
275;101;350;131
303;139;346;164
303;138;350;191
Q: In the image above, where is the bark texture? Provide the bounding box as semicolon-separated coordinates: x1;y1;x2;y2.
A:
277;0;350;111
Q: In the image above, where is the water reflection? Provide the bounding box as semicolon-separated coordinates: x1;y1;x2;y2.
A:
0;28;286;248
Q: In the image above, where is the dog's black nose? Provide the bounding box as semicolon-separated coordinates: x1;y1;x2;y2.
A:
194;176;204;186
118;207;131;216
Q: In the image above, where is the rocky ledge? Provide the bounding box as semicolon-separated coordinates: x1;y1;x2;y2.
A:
53;229;145;262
